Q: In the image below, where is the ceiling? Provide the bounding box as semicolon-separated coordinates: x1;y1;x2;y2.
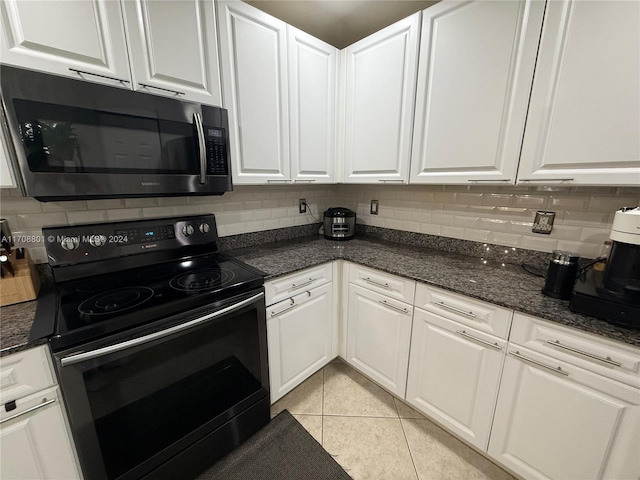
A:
244;0;440;49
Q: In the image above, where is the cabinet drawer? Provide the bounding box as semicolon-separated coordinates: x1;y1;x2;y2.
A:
349;263;415;303
414;283;512;339
265;263;333;306
511;313;640;389
0;346;55;404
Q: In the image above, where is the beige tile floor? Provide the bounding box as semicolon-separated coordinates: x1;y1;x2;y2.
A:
271;359;515;480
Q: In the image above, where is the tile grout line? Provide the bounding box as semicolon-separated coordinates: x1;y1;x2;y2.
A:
396;399;420;480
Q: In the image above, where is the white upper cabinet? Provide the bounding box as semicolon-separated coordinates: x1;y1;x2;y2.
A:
217;0;290;184
410;0;544;185
122;0;222;105
517;0;640;185
343;13;421;184
0;0;131;88
288;26;338;184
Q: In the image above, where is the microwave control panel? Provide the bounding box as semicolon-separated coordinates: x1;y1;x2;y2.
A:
206;128;228;176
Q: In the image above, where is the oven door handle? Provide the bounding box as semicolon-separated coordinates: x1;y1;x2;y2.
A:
60;292;264;367
194;112;207;184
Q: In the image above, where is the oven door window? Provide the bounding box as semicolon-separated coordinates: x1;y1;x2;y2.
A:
61;302;266;480
13;99;197;174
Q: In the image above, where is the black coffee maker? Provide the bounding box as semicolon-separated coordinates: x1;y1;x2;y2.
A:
570;207;640;328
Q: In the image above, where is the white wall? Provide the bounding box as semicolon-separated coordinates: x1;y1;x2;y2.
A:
1;184;638;263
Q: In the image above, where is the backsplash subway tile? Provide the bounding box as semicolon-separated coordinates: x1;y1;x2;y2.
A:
1;184;638;263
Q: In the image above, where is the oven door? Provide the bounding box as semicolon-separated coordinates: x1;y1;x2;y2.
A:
53;289;268;480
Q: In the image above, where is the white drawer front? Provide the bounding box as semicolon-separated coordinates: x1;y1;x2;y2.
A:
511;313;640;389
414;283;512;339
0;346;55;404
348;263;416;303
265;263;333;306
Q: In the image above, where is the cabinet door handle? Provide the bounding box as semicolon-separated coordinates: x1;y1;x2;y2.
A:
363;277;390;289
379;300;409;314
294;180;316;183
378;179;404;183
69;68;130;84
434;301;476;318
456;330;502;350
0;398;56;425
509;351;569;376
546;340;622;367
290;279;315;291
467;179;511;183
519;178;574;182
267;179;292;183
270;301;296;318
138;83;185;95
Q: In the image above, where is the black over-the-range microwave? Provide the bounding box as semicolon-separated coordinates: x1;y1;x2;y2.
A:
0;65;232;201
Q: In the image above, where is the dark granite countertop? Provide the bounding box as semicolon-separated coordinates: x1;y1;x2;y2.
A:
2;235;639;357
228;236;640;348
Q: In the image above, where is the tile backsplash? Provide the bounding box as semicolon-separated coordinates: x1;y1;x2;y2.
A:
1;184;638;264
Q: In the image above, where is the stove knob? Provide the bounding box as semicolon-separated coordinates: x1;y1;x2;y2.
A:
60;237;79;251
199;222;210;234
89;235;107;247
182;224;195;236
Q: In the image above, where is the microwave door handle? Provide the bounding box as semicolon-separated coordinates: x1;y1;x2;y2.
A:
194;113;206;184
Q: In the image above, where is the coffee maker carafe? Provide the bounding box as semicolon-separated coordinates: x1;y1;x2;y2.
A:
570;207;640;328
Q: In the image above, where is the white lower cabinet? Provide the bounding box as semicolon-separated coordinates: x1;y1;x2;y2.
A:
488;345;640;480
267;283;334;403
0;347;80;479
346;284;413;397
405;308;506;450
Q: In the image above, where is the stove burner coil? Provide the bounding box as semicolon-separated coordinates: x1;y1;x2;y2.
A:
78;286;155;316
169;269;235;292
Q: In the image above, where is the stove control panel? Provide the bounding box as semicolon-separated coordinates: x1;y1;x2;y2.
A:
44;214;219;266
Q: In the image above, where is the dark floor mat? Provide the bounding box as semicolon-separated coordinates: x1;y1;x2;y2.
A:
196;410;352;480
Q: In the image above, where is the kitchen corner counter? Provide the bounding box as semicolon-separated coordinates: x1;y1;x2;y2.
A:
228;236;640;348
2;235;639;357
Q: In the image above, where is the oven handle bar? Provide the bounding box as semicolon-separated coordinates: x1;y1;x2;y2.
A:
60;292;264;367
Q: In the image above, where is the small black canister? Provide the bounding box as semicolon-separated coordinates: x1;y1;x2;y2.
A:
542;250;580;300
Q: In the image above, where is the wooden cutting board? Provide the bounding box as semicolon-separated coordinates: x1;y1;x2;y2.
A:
0;249;41;306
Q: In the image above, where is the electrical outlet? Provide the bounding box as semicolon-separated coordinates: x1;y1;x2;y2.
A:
532;211;556;234
299;198;307;214
370;200;379;215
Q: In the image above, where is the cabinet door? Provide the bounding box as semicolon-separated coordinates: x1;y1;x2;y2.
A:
517;0;640;185
122;0;222;105
343;12;420;184
0;0;130;88
410;0;544;185
267;284;334;403
288;26;337;184
406;309;506;451
346;284;413;396
489;346;640;480
0;387;80;479
217;0;290;184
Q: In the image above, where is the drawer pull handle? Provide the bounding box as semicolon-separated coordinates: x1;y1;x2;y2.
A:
546;340;622;367
363;277;390;289
69;68;130;84
0;398;56;425
456;330;502;351
467;179;511;183
267;179;292;183
519;178;574;182
509;351;569;376
271;300;296;318
379;300;409;314
434;301;476;318
290;279;315;291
